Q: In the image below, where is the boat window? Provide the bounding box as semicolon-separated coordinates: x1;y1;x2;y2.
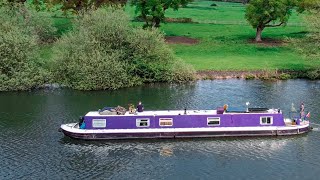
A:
207;117;220;126
159;118;173;126
136;118;150;127
92;119;106;128
260;116;273;125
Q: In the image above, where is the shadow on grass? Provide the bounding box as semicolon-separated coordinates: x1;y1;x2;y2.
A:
183;6;218;11
288;31;309;38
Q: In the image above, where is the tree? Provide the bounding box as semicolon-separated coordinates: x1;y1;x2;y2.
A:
245;0;298;42
131;0;192;28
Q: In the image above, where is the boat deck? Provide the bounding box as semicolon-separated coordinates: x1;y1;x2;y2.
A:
86;108;280;117
86;110;218;116
284;119;310;127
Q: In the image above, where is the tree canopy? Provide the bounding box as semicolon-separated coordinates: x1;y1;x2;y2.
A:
245;0;298;42
131;0;192;27
46;0;127;13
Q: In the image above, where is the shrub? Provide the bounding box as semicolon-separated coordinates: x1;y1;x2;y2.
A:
53;32;140;90
169;59;196;82
306;69;320;80
28;10;57;43
128;28;177;82
1;2;57;43
53;8;195;90
278;73;291;80
0;6;49;91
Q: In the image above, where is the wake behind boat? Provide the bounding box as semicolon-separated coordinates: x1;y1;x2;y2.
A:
60;103;311;140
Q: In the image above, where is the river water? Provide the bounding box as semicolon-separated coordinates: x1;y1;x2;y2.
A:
1;79;320;179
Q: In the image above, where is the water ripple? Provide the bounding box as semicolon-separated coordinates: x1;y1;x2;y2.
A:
1;80;320;179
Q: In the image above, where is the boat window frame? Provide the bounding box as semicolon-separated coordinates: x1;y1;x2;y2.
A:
207;117;220;126
159;118;173;127
260;116;273;125
136;118;150;127
92;119;107;128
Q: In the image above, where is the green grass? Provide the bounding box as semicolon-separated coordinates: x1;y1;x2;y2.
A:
47;0;319;71
160;23;319;70
128;0;317;71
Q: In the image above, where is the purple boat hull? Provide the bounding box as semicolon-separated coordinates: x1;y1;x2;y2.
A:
61;123;310;140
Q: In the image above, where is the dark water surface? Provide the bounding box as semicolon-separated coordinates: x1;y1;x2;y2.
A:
1;79;320;179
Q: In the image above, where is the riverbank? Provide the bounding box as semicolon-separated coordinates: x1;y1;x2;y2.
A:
196;70;311;80
39;70;319;90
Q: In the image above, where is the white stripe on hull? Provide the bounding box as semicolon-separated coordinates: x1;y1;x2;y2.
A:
61;123;310;135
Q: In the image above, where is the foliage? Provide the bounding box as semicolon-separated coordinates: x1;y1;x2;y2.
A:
245;0;298;41
1;1;57;43
131;0;192;27
168;59;196;82
306;69;320;79
53;8;194;90
28;10;58;43
0;5;49;91
279;73;291;80
44;0;127;14
295;0;320;61
303;11;320;60
298;0;320;11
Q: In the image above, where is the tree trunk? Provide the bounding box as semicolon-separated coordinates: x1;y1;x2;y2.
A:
152;17;161;28
255;26;264;42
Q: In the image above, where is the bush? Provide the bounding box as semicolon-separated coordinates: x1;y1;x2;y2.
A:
53;33;140;90
306;69;320;80
278;73;291;80
53;8;195;90
169;59;196;82
294;11;320;61
0;5;49;91
128;28;176;82
1;2;57;43
28;10;57;43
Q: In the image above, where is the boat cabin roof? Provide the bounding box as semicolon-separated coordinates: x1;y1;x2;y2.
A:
85;108;280;117
86;110;217;117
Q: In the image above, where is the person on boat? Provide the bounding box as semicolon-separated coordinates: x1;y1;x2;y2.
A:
300;102;305;120
137;101;144;112
80;119;86;129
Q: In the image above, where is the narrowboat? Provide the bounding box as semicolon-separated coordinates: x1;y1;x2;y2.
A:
60;105;311;140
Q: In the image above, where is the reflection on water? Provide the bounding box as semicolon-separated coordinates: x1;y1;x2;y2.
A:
160;146;174;157
1;79;320;179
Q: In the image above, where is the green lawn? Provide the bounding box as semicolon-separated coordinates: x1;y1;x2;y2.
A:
48;0;318;71
127;1;318;71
